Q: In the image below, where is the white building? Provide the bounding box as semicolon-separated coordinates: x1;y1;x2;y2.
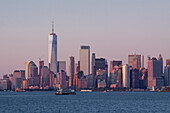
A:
48;22;58;75
80;45;90;76
122;64;130;88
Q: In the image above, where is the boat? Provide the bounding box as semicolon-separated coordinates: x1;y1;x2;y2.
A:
80;89;92;92
55;89;76;95
15;88;25;92
161;87;170;92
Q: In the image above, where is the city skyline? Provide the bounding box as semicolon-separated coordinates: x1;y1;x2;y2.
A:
1;0;170;77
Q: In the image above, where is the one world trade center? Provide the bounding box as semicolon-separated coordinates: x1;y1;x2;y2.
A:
48;22;57;75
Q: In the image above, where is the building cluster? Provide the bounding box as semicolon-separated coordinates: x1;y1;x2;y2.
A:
1;26;170;91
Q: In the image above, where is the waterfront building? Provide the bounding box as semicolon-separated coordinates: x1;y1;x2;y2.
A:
109;60;122;88
94;58;108;88
98;80;106;88
87;74;93;88
25;61;39;86
75;71;87;90
2;75;10;90
148;55;164;88
49;71;55;88
164;65;170;86
131;68;139;88
80;76;88;89
122;64;130;88
109;69;118;88
56;70;68;89
15;78;23;89
12;70;25;90
73;72;78;90
42;66;50;87
95;69;107;88
139;68;148;89
39;60;44;87
48;22;58;75
0;79;9;90
60;70;67;89
22;79;27;89
80;45;90;76
153;77;164;88
118;67;123;88
69;56;75;88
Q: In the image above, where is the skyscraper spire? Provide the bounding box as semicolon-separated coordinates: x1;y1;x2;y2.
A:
52;20;54;33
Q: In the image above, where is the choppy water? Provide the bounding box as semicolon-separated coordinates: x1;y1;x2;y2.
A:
0;91;169;113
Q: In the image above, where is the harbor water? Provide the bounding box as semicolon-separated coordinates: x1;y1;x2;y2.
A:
0;91;170;113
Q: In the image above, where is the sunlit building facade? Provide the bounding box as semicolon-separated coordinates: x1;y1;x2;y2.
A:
122;64;130;88
148;55;163;88
80;45;90;76
25;61;38;86
48;23;58;75
69;56;75;88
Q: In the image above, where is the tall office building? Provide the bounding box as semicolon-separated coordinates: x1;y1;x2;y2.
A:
42;66;50;87
128;54;143;69
39;60;50;87
166;59;170;66
110;60;122;70
48;22;58;75
25;61;38;86
164;66;170;86
141;55;144;68
12;70;25;90
122;64;130;88
94;58;108;88
133;57;138;69
25;61;38;79
39;60;44;87
146;56;151;69
80;45;90;76
131;69;139;88
139;68;148;89
69;56;75;88
118;67;123;88
148;56;163;88
57;61;66;73
92;53;96;77
109;60;122;88
158;54;163;74
60;70;67;89
25;61;31;80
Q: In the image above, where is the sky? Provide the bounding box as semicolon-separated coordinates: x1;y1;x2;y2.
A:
0;0;170;77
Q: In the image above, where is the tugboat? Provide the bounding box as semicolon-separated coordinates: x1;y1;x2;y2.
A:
55;89;76;95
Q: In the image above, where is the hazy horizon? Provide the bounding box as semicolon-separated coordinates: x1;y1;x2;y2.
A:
0;0;170;77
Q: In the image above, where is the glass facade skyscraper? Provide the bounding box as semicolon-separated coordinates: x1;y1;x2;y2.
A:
48;23;58;75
